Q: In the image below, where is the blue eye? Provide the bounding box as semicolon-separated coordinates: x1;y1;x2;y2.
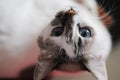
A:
80;28;91;38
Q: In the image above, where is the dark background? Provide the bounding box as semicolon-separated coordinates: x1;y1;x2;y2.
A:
97;0;120;44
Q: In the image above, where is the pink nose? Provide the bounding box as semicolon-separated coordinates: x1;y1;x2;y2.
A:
67;8;76;15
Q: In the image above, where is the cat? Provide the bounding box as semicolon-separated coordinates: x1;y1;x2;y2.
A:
0;0;112;80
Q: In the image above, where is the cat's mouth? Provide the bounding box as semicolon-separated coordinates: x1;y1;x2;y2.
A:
52;48;89;73
48;53;90;77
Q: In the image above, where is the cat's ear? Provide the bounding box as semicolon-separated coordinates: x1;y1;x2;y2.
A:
98;6;113;28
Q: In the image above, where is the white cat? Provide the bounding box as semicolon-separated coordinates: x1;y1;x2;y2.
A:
0;0;112;80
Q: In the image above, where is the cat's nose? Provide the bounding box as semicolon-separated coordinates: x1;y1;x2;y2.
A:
67;8;76;15
62;8;76;29
62;8;76;24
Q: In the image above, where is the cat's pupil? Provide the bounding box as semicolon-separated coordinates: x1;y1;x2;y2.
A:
51;27;63;37
80;28;91;38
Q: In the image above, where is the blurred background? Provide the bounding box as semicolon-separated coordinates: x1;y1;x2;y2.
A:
0;0;120;80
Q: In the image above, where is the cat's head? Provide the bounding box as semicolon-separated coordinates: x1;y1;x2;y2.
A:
35;0;112;80
38;4;112;59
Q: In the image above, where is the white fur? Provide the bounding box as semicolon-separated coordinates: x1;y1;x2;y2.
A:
0;0;80;77
0;0;87;77
39;1;111;80
0;0;111;79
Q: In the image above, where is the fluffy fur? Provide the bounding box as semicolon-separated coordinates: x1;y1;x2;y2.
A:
0;0;112;79
35;4;111;80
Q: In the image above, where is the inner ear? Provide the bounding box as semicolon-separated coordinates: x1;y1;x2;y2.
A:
98;5;113;28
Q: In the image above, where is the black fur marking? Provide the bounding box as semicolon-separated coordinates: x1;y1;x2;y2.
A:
51;10;76;44
74;43;78;55
78;38;82;48
55;11;65;18
77;23;81;32
74;42;77;49
51;18;61;26
78;55;89;71
73;38;82;55
67;32;73;43
51;11;65;26
54;49;70;69
62;11;74;37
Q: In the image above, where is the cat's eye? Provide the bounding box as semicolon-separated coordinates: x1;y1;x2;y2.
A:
80;28;91;38
51;27;64;37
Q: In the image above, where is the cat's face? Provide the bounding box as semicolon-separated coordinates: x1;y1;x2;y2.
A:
34;1;112;80
39;8;111;59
